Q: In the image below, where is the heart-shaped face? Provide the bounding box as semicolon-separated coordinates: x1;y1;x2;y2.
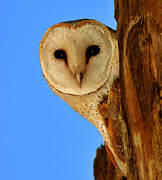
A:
40;20;117;95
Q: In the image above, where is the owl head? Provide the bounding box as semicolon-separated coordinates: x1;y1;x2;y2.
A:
39;19;118;96
39;20;127;176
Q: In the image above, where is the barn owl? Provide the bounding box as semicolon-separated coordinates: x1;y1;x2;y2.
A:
39;19;128;176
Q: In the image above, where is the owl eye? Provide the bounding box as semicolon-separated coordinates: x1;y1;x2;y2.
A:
54;49;67;64
86;45;100;63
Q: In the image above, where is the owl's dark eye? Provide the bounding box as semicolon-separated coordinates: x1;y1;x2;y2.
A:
54;49;67;64
86;45;100;63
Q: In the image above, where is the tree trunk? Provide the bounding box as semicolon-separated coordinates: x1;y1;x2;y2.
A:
94;1;162;179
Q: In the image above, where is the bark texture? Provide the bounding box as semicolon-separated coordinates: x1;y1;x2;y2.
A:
94;1;162;179
94;145;125;180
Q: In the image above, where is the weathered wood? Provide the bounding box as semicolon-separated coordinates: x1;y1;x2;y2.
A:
94;1;162;179
115;0;162;179
94;145;124;180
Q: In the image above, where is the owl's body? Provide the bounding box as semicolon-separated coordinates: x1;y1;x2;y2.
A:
40;19;128;176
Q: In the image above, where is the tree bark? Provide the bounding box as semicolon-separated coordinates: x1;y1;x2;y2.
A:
94;145;124;180
94;1;162;179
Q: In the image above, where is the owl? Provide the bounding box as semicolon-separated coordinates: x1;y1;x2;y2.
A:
39;19;128;176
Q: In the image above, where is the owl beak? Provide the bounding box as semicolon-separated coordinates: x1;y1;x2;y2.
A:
76;73;83;87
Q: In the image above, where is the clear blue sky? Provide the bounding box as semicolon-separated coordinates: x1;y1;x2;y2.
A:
0;1;116;179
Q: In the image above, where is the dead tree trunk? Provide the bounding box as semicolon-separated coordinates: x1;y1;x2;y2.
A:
94;1;162;179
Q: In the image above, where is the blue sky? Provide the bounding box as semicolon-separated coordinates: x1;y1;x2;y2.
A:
0;1;116;179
